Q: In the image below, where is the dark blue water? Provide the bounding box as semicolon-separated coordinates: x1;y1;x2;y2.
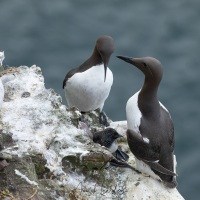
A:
1;1;200;199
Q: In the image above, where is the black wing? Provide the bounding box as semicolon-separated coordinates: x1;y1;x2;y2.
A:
62;68;78;89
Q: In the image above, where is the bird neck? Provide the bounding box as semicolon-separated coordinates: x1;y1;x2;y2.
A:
138;77;160;117
79;46;103;72
90;46;103;66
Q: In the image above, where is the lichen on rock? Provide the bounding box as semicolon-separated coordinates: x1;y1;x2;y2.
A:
0;65;184;200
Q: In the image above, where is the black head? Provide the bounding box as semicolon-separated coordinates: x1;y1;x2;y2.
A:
93;128;122;148
104;128;122;141
96;36;115;81
117;56;163;84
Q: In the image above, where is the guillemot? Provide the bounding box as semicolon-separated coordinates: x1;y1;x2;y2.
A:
93;128;129;162
78;122;136;170
117;55;177;188
63;36;114;126
93;128;122;154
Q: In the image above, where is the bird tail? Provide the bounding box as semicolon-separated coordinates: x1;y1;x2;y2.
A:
143;159;177;176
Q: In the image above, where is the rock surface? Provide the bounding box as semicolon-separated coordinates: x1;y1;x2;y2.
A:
0;65;184;200
0;51;4;69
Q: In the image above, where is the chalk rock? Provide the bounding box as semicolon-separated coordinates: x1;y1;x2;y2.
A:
0;50;5;108
0;78;4;109
0;65;184;200
0;51;4;68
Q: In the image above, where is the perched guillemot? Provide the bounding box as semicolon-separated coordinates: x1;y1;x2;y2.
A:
93;128;129;162
63;36;114;126
117;56;177;188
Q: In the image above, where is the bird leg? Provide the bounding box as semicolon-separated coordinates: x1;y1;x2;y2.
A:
99;111;110;127
109;158;140;173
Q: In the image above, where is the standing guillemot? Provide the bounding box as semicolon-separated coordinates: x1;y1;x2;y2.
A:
117;56;177;188
63;36;114;126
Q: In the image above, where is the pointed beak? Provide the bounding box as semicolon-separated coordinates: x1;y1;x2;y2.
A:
104;63;107;82
117;55;136;65
116;133;123;139
102;56;109;82
117;55;143;70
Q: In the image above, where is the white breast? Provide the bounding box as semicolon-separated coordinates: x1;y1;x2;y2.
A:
108;140;118;153
126;91;173;181
64;64;113;112
126;91;142;133
135;159;161;181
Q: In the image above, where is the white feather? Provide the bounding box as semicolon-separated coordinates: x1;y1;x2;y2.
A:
159;101;172;119
143;137;150;144
159;102;168;112
173;154;177;173
64;64;113;112
126;91;142;133
108;140;118;153
135;158;161;181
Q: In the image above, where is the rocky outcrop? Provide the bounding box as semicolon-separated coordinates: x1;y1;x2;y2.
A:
0;65;184;200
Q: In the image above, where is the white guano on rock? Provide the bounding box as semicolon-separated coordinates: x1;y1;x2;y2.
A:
0;65;184;200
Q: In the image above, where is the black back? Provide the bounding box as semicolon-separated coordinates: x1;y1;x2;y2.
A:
93;128;121;148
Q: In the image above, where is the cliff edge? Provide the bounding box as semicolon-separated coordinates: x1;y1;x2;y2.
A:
0;65;184;200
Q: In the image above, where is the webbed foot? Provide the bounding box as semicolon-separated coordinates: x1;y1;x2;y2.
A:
113;149;129;162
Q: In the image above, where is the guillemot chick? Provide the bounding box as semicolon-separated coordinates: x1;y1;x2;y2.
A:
93;128;129;162
63;36;114;126
78;124;134;170
117;55;177;188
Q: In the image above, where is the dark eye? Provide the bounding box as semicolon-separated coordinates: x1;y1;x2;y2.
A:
143;62;147;67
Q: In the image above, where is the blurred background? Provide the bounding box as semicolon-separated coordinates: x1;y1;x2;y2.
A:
0;0;199;199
